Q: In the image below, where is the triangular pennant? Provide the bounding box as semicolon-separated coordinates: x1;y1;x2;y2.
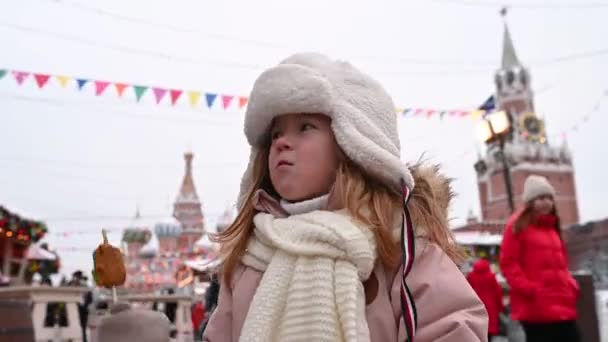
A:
12;71;30;85
459;110;470;117
56;75;70;88
77;79;89;90
0;69;7;80
395;107;404;114
33;74;51;88
170;89;183;105
402;109;412;116
414;108;424;116
133;85;148;102
470;109;484;120
94;81;110;96
426;109;436;117
205;93;217;109
221;95;234;109
188;91;201;107
152;87;167;104
115;83;129;97
439;111;447;119
478;95;496;111
238;96;248;109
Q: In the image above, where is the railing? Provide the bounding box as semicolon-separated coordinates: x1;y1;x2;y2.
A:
0;286;86;342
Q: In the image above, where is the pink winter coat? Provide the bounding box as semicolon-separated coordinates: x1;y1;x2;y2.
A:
203;238;487;341
204;169;488;341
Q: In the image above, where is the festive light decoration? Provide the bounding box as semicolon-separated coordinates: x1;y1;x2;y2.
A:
0;206;47;243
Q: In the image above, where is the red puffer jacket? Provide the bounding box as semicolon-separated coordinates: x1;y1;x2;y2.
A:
467;259;504;334
499;212;579;323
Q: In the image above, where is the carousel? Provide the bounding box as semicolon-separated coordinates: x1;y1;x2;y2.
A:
0;206;53;285
0;206;87;342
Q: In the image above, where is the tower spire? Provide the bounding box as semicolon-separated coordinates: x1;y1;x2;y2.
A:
176;152;200;204
173;151;204;234
500;8;521;69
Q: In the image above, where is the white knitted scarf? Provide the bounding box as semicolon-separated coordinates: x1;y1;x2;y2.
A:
240;210;377;342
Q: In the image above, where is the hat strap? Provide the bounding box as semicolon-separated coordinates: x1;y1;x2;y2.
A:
400;180;418;341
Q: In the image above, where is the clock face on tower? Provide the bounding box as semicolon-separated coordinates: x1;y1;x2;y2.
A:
518;112;546;142
524;116;540;134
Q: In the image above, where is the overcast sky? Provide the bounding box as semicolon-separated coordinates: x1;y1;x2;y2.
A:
1;0;607;278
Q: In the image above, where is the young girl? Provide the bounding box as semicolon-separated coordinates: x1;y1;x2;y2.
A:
500;175;580;342
204;52;487;342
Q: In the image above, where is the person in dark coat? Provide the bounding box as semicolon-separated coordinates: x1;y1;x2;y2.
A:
467;258;504;341
500;175;580;342
198;274;220;336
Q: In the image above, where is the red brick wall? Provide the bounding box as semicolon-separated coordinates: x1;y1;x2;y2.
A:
478;166;579;226
501;98;529;115
564;219;608;271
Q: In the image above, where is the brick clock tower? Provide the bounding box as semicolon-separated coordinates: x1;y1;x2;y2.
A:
173;152;205;250
465;19;580;232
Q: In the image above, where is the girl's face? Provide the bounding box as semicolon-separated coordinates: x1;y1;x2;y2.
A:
268;113;340;202
532;194;554;215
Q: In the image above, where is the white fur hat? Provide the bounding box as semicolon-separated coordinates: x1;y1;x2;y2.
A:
522;175;556;203
238;52;414;206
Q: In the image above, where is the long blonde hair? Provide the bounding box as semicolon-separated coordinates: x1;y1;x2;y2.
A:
513;201;561;237
215;148;463;284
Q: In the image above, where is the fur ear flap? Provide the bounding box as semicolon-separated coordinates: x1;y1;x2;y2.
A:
409;162;454;220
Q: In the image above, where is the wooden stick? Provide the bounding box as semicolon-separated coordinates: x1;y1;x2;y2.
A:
102;229;108;244
112;286;118;303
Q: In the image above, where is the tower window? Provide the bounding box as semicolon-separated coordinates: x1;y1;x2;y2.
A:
506;70;515;85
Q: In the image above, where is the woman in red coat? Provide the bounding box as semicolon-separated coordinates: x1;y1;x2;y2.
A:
499;175;580;342
467;258;503;341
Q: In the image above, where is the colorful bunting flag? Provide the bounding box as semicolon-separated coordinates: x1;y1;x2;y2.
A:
13;71;29;85
94;81;110;96
205;93;217;109
133;85;148;102
115;83;129;97
152;87;167;104
221;95;234;109
56;76;70;88
33;74;51;89
188;91;201;107
478;95;496;111
238;96;248;109
0;67;493;119
470;109;484;120
170;89;183;106
77;79;89;90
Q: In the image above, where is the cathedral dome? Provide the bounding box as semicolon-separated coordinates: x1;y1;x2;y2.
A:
154;217;182;238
